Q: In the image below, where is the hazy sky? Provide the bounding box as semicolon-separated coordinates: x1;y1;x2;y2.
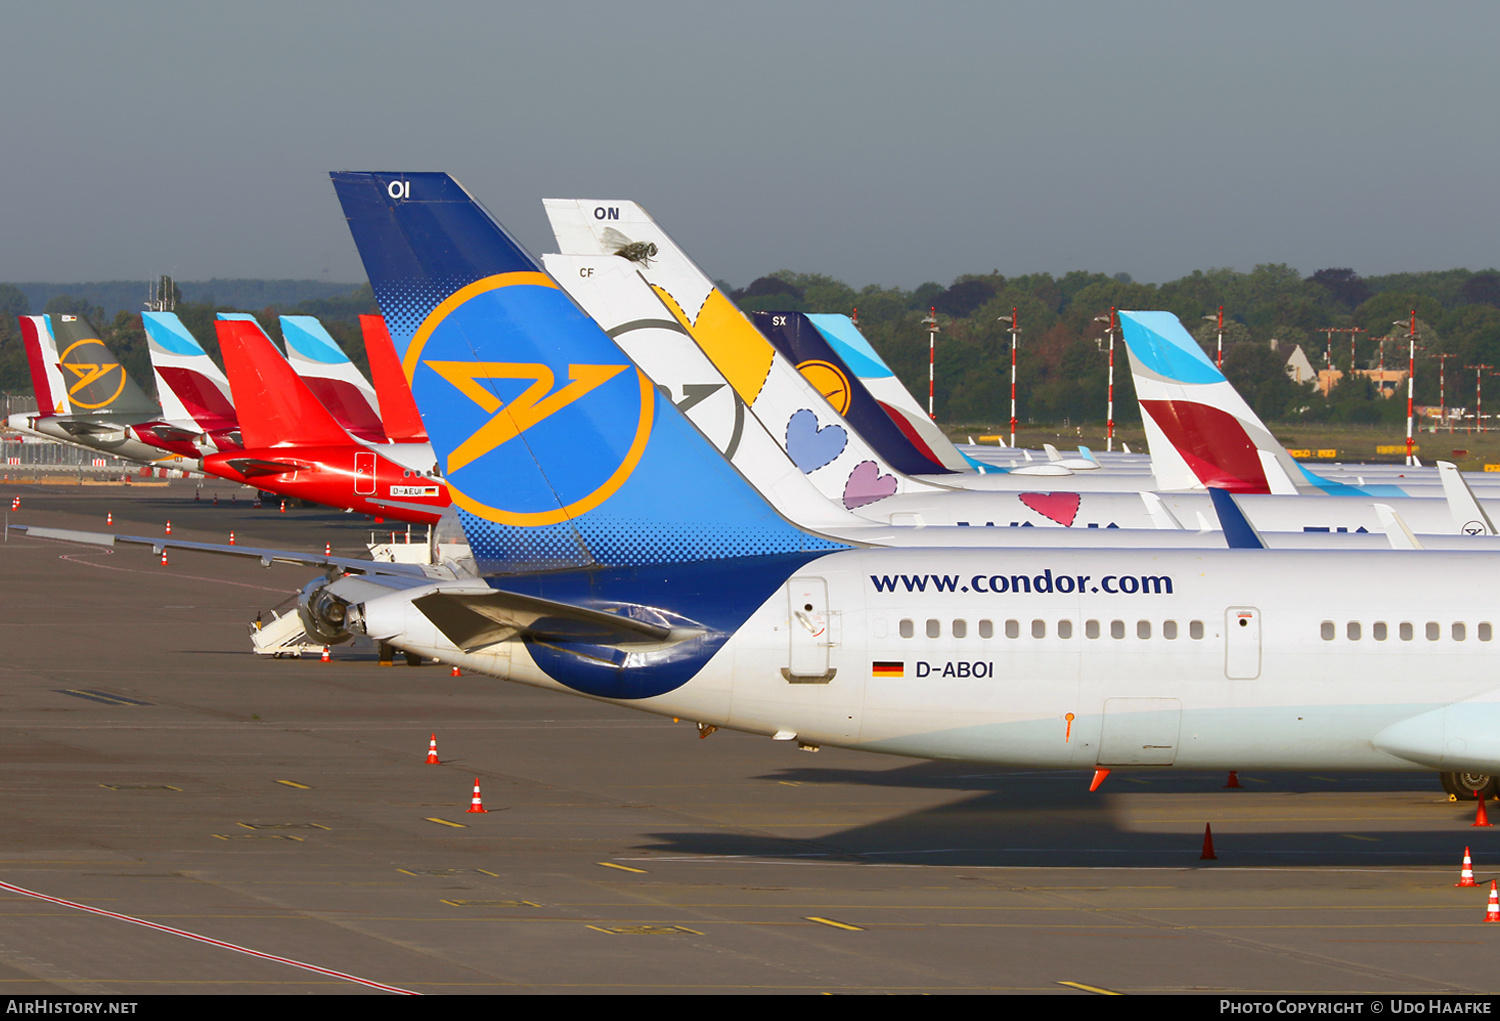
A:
3;1;1496;289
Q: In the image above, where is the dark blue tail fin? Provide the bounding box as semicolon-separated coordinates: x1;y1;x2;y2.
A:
330;172;846;572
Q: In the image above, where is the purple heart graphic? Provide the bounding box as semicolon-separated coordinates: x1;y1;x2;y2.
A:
843;459;898;509
786;408;847;473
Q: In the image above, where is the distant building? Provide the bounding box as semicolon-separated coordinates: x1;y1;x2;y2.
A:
1354;368;1408;399
1315;365;1409;399
1270;339;1318;387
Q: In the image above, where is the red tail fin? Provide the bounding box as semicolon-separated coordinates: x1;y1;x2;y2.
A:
216;315;353;448
359;315;427;443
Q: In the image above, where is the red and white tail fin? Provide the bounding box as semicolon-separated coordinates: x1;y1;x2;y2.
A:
359;315;427;443
278;316;387;443
18;315;69;416
216;314;355;449
142;312;238;434
1119;310;1301;494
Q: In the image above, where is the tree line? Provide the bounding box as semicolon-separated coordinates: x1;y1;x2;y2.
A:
4;264;1500;428
730;265;1500;427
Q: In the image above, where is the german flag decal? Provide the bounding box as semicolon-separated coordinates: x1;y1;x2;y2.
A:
872;661;904;678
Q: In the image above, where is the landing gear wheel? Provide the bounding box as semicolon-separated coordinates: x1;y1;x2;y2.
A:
1440;772;1497;801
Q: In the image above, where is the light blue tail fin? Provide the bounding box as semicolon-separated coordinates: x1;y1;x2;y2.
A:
330;172;846;572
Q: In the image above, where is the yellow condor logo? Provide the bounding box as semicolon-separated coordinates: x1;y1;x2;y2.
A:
408;273;654;527
58;339;125;410
424;361;628;473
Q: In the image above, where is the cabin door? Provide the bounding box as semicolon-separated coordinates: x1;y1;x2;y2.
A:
354;451;376;496
1225;606;1262;680
786;576;836;681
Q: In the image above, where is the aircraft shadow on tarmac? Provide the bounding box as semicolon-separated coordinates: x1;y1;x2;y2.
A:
636;762;1487;868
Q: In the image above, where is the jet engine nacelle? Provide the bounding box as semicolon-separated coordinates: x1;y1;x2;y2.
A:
297;578;355;646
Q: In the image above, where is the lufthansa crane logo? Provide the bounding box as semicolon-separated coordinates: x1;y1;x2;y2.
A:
796;359;852;416
58;339;126;410
407;273;654;526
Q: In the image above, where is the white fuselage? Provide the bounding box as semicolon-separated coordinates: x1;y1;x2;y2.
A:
355;546;1500;774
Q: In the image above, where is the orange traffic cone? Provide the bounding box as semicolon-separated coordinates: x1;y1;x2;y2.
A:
1486;881;1499;922
1475;790;1492;828
1224;771;1242;789
426;734;440;765
10;497;17;510
159;550;168;567
1200;823;1217;860
165;520;171;535
320;646;331;663
466;778;487;813
1458;847;1477;887
280;500;286;514
451;665;462;677
324;543;331;557
106;512;112;525
228;531;235;545
212;493;218;506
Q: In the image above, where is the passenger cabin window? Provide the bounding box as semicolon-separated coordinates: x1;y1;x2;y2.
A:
979;619;994;639
1110;620;1125;640
1190;620;1204;640
952;619;968;639
1137;620;1152;640
1321;621;1335;641
1031;619;1046;639
900;619;914;639
1085;619;1101;639
1427;622;1440;642
926;619;941;639
1373;622;1387;641
1057;620;1073;639
1163;620;1178;640
1482;623;1493;642
1454;622;1467;642
1005;619;1020;639
1400;622;1414;641
1347;622;1361;641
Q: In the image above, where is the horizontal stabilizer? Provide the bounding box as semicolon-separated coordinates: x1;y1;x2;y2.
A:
413;589;697;653
222;457;305;478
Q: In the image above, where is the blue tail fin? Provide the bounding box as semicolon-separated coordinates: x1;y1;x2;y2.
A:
330;172;846;572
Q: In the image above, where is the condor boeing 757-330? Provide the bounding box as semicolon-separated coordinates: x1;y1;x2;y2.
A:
284;172;1500;796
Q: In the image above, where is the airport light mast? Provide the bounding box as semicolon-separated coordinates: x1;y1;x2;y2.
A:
1397;313;1419;465
1202;307;1224;369
1467;364;1494;434
1094;308;1117;452
999;308;1021;448
921;307;939;420
1436;352;1459;433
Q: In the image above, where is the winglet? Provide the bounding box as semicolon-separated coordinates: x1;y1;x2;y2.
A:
1373;504;1424;550
1207;486;1266;549
1438;460;1497;535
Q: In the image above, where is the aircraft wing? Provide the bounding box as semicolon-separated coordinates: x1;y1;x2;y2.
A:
10;525;435;579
